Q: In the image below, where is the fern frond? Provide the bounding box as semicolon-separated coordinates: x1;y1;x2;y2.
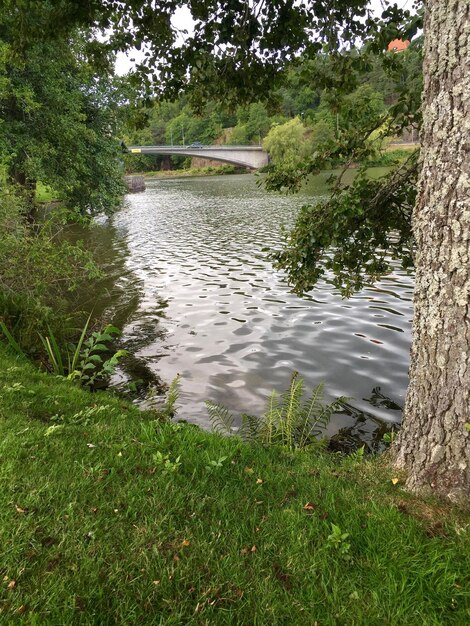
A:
163;374;181;417
301;382;325;422
239;413;261;441
279;372;304;448
206;376;345;452
260;390;280;445
309;397;347;438
297;382;325;449
205;400;235;434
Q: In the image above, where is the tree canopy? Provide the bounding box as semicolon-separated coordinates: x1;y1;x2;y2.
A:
2;1;422;98
0;31;126;217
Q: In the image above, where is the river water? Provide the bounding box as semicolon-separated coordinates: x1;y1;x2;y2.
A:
87;172;413;448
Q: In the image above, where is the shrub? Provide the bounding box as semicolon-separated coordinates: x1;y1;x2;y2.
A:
0;188;101;351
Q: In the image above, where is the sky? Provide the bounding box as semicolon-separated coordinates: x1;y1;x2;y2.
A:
114;0;415;76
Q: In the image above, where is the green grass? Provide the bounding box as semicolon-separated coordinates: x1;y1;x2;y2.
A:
0;345;469;624
364;149;418;168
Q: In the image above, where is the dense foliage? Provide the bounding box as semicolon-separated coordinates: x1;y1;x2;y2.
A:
262;43;422;295
0;12;127;353
0;190;101;350
0;35;125;217
271;156;418;296
2;1;420;98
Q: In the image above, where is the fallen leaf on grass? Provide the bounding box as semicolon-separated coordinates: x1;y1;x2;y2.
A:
180;539;190;547
16;605;27;614
244;467;254;474
86;443;96;449
391;478;399;485
256;478;264;485
15;505;28;514
303;502;316;511
152;580;160;586
240;545;257;555
7;580;16;590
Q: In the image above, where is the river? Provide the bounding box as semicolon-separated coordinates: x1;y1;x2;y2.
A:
84;171;413;449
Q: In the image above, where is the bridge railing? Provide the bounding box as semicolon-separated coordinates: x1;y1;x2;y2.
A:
127;145;264;151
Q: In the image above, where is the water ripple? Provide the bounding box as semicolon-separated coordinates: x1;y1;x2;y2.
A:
112;173;413;440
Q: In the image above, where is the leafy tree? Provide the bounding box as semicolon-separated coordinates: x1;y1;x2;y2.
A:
226;103;274;144
263;118;312;167
243;103;272;142
227;124;248;145
310;119;336;147
277;67;321;118
0;35;125;217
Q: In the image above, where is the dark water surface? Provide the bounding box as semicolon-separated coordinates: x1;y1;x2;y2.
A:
90;172;413;445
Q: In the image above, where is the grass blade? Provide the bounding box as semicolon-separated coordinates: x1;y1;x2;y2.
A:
70;313;92;373
46;326;65;376
0;321;26;357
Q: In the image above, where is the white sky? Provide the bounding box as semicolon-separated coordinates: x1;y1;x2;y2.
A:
115;0;414;76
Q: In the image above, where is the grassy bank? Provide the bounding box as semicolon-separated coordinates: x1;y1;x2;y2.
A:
0;346;469;624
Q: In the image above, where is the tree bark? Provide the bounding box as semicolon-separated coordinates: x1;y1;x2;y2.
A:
394;0;470;502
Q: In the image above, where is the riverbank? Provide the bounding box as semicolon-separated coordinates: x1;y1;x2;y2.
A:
128;163;246;179
1;345;468;624
34;165;245;206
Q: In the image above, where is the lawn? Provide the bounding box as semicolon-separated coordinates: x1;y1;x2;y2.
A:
0;346;469;624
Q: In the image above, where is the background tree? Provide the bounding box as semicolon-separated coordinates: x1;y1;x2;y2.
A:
263;118;313;168
0;34;125;217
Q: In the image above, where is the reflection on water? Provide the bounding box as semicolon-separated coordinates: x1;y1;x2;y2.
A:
91;172;413;445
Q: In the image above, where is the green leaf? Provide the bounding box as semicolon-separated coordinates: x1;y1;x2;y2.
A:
70;313;93;373
90;343;108;352
88;354;103;363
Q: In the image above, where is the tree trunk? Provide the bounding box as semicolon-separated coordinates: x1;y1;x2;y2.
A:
394;0;470;502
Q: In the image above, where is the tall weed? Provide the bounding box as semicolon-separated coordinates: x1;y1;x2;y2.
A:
39;319;127;388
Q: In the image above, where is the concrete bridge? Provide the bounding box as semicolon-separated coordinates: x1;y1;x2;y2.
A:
127;145;269;169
